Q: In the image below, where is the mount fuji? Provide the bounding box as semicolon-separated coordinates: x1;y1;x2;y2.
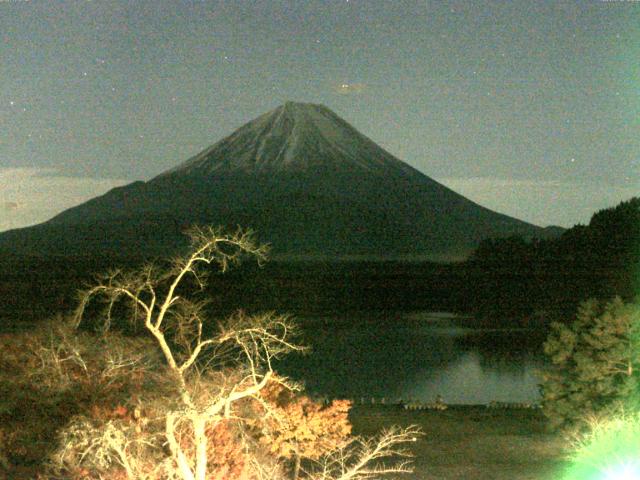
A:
0;102;559;261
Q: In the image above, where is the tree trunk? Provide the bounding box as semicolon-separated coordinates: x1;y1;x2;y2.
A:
193;417;208;480
293;443;301;480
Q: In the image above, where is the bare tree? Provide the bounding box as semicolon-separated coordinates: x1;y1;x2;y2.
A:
53;226;421;480
304;425;422;480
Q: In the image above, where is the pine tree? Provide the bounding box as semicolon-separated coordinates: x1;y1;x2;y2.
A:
540;297;640;431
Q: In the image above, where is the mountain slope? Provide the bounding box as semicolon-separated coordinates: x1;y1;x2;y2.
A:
0;102;560;261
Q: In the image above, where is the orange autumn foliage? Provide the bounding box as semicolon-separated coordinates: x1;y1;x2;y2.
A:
173;420;255;480
204;422;254;480
253;380;352;461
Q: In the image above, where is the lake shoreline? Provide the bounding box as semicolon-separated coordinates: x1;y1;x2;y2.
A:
269;311;548;405
291;310;548;330
349;404;570;480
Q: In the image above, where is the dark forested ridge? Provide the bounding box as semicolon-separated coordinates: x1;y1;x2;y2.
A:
1;198;637;332
461;197;640;324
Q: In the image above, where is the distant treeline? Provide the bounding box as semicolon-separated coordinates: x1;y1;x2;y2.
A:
0;253;466;330
0;198;637;331
459;197;640;325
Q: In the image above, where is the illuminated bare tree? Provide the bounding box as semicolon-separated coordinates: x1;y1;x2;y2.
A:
56;226;420;480
303;425;422;480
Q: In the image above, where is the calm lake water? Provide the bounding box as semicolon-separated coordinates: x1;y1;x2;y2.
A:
275;312;548;405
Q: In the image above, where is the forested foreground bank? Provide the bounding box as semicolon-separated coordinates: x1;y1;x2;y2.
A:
0;255;617;331
1;198;637;332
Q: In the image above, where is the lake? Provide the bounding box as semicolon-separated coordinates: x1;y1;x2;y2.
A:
275;311;549;405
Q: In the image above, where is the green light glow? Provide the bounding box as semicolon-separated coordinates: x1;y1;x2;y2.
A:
556;300;640;479
602;461;640;480
560;412;640;480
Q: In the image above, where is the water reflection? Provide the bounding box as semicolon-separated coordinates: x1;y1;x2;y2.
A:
275;312;546;404
401;351;543;404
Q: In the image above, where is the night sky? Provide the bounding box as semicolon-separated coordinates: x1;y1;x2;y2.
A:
1;0;638;232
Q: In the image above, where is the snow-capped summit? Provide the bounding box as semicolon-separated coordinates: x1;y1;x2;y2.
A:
157;101;416;178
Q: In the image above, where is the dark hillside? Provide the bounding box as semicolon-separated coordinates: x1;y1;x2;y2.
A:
463;197;640;323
